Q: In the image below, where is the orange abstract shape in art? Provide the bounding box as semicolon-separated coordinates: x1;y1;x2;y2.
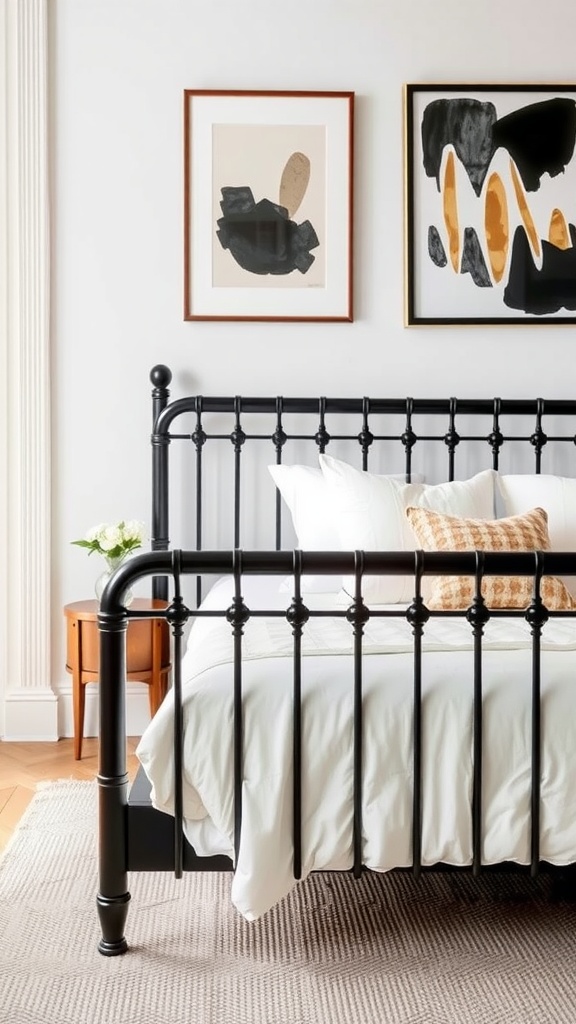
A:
510;160;541;260
549;208;571;249
443;151;460;272
484;172;509;283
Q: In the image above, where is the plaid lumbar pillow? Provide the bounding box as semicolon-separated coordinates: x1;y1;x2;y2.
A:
405;505;576;610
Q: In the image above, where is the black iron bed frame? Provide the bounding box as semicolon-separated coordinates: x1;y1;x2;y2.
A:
97;364;576;955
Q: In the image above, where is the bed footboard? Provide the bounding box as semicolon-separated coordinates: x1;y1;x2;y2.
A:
97;546;576;955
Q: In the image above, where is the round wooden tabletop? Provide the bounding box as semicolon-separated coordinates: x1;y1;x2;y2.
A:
64;598;167;620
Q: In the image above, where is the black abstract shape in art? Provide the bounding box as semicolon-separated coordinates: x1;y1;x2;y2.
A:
504;225;576;314
460;227;492;287
493;98;576;192
428;225;447;267
421;98;497;197
216;186;319;275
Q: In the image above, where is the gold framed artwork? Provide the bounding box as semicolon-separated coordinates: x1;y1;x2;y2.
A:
405;83;576;325
184;89;354;322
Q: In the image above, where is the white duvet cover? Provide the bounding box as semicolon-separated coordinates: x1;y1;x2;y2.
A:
136;575;576;920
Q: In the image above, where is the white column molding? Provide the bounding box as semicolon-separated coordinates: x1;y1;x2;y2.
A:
0;1;7;738
0;0;56;739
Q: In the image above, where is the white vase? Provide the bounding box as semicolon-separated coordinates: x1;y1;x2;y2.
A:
95;554;134;606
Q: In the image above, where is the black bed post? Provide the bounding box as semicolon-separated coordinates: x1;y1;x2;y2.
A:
96;607;130;955
150;365;172;601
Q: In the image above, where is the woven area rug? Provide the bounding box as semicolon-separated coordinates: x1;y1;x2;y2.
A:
2;781;576;1024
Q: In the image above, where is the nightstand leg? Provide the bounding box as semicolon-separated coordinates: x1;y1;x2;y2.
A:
70;618;86;761
73;677;86;760
148;618;166;717
72;614;85;761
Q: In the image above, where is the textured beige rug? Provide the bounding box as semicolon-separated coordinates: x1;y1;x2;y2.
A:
2;780;576;1024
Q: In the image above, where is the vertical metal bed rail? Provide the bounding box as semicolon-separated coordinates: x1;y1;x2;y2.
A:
169;551;188;878
273;397;287;550
192;397;206;608
150;365;172;602
231;397;246;548
531;399;547;474
359;397;373;471
227;550;249;867
346;551;370;877
488;397;503;471
444;397;459;481
402;397;416;482
467;551;490;875
315;396;330;454
407;550;429;878
527;551;547;877
287;550;309;880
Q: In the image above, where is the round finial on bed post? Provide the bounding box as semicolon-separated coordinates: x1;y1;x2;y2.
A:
150;364;172;390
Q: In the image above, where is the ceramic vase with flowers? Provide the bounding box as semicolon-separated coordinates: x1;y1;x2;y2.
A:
72;520;146;605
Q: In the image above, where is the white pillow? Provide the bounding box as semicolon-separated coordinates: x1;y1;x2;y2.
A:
268;464;341;551
268;462;421;594
319;454;496;604
268;463;341;592
496;473;576;598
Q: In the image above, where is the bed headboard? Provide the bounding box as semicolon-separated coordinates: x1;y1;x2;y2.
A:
149;364;576;601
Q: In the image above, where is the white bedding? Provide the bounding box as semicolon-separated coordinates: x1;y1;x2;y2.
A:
136;575;576;920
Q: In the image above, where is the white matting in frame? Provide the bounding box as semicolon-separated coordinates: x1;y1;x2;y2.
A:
184;90;354;322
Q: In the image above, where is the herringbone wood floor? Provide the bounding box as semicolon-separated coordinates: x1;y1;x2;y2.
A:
0;738;139;853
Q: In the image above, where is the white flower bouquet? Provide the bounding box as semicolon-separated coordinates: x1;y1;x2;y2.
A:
72;520;146;562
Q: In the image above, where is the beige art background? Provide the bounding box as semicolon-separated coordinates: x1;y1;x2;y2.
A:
212;123;326;288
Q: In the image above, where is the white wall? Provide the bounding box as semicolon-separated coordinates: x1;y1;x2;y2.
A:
49;0;576;735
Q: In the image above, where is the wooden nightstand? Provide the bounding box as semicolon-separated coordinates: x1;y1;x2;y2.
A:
64;598;170;759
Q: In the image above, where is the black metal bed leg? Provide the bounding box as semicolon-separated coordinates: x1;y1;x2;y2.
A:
97;606;131;955
96;776;130;956
97;892;130;956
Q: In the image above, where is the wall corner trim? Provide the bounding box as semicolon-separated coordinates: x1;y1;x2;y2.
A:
0;0;52;739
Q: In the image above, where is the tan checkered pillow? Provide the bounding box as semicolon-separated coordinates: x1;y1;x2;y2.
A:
405;505;576;610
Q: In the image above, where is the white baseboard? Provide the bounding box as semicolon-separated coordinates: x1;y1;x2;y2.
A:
2;684;151;742
57;683;151;740
3;687;59;741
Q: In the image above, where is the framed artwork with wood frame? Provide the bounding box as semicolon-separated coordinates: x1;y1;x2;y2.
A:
183;89;354;322
404;83;576;325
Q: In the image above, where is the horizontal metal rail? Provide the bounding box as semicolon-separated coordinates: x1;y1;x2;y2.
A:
101;549;576;602
154;394;576;426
